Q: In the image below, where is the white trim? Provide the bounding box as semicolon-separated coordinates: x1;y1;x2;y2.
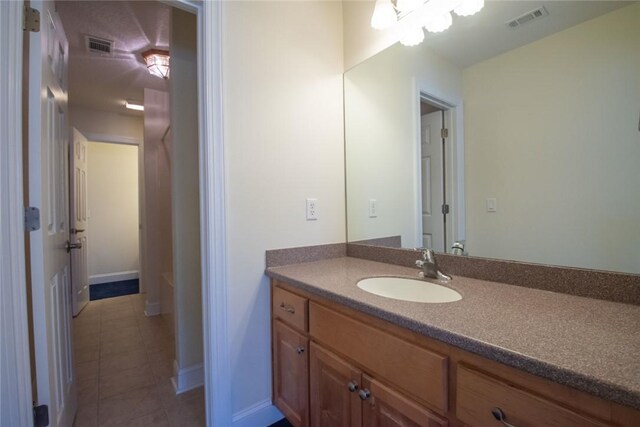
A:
171;360;205;394
412;80;466;251
144;301;161;317
0;1;35;426
89;270;139;285
232;399;283;427
83;133;142;146
197;1;232;426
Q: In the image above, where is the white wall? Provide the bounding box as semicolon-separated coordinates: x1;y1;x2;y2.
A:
69;106;143;142
222;0;345;417
463;4;640;274
86;142;139;281
170;7;202;378
345;41;463;247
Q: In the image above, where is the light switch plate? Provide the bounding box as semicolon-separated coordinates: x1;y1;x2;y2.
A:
306;198;318;220
486;198;497;213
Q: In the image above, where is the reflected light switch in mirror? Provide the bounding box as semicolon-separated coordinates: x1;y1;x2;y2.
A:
486;198;497;213
369;199;378;218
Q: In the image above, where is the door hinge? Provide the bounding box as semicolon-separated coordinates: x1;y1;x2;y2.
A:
24;207;40;231
441;128;449;138
33;404;49;427
441;204;450;215
23;6;40;32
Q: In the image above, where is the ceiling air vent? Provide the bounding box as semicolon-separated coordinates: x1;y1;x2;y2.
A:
85;36;113;56
506;6;549;29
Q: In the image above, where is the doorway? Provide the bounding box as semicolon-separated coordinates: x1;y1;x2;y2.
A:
419;96;453;253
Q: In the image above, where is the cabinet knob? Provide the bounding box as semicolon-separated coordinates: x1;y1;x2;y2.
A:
347;381;358;392
358;389;371;400
295;346;305;354
491;407;516;427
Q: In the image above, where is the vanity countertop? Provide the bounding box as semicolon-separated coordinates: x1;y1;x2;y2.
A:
265;256;640;410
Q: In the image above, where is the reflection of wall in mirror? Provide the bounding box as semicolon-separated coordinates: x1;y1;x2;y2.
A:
463;3;640;274
344;39;462;249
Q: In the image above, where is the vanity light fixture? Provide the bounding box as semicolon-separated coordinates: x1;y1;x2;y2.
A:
142;49;170;79
371;0;485;46
125;100;144;111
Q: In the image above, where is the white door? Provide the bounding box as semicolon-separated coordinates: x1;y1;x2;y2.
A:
70;128;89;316
420;111;445;251
27;1;77;426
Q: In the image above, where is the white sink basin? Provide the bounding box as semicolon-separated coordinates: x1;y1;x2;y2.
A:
357;277;462;303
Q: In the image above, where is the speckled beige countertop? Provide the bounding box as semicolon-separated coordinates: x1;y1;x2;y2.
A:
265;256;640;410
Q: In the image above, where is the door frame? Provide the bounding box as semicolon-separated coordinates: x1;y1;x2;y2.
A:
0;2;34;426
83;134;145;294
1;1;231;426
412;83;466;252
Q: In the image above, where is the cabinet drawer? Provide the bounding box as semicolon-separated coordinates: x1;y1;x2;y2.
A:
456;365;611;427
310;302;448;412
273;286;308;332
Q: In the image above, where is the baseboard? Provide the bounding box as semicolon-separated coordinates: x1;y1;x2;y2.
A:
144;300;161;316
232;399;283;427
89;271;139;285
171;361;204;394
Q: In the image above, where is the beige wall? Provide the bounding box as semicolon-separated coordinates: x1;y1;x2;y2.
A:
170;8;202;374
143;89;172;313
463;4;640;274
86;142;139;280
223;1;345;415
342;0;401;70
70;106;143;142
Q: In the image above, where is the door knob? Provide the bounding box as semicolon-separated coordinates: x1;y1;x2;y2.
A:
491;407;516;427
65;241;82;253
347;381;358;392
295;346;305;354
70;228;85;234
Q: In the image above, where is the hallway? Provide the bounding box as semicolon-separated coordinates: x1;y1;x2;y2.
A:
73;294;205;426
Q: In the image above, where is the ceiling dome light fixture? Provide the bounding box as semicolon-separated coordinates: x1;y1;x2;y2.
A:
142;49;170;79
370;0;484;46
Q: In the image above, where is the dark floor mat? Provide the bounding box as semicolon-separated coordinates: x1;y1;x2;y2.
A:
90;279;139;300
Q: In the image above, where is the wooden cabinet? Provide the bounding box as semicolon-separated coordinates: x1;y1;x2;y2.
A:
456;365;610;427
273;320;309;427
361;375;448;427
310;343;362;427
271;280;640;427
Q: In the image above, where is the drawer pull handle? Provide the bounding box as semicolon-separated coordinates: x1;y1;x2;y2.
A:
347;381;359;392
358;389;371;400
295;346;305;354
491;408;515;427
279;302;295;314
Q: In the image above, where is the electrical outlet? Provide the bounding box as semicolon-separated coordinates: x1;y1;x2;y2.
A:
306;198;318;220
369;199;378;218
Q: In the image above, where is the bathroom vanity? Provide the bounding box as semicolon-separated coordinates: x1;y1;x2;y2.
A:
266;255;640;427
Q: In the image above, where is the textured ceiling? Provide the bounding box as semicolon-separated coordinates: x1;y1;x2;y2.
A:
56;0;171;115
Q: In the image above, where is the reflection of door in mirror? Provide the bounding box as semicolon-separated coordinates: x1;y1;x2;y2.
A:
420;107;444;251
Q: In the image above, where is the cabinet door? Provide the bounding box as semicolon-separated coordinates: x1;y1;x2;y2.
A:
273;320;309;427
361;375;448;427
310;343;362;427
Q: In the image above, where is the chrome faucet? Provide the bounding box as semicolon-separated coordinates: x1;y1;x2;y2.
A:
415;249;451;282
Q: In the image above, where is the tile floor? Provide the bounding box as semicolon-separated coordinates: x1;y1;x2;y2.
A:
73;293;205;427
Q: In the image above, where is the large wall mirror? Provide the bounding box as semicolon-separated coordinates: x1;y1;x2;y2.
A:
345;1;639;275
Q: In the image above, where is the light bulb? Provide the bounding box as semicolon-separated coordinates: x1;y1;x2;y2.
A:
454;0;484;17
396;0;422;14
400;26;425;47
424;11;452;33
371;0;397;30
